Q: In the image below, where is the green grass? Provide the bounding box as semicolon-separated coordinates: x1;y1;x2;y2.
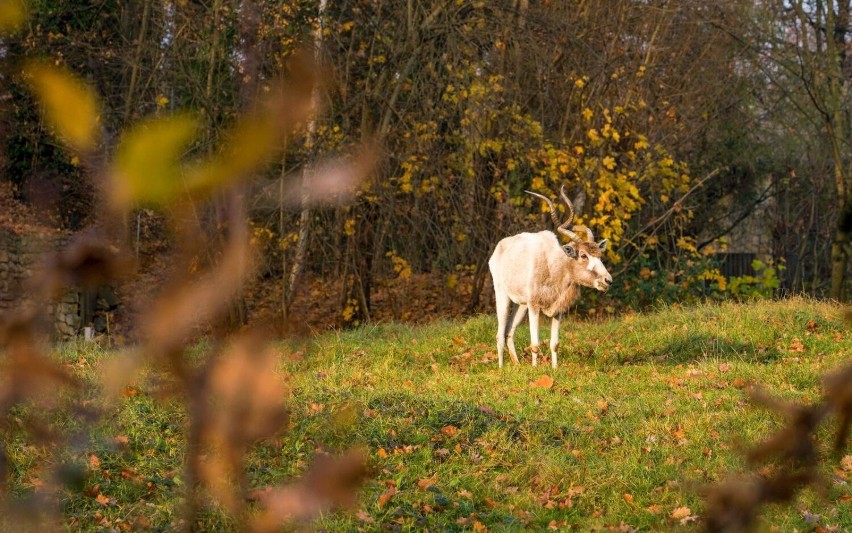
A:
5;297;852;531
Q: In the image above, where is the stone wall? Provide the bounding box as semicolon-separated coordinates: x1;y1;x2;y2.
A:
0;226;79;338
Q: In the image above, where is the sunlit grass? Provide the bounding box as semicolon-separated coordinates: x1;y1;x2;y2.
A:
6;297;852;531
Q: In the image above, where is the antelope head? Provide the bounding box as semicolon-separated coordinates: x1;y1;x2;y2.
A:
526;185;612;291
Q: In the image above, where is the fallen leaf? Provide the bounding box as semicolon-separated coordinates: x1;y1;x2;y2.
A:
95;493;110;506
377;448;388;459
718;363;731;372
789;337;805;353
440;425;459;437
418;475;438;491
456;515;476;526
377;486;397;508
841;455;852;472
531;375;554;389
88;455;101;470
670;506;691;520
670;426;686;440
249;449;368;530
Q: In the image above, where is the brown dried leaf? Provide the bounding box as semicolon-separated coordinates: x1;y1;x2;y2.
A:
275;148;378;207
143;234;254;355
208;333;290;443
377;486;397;508
418;475;438;491
440;425;459;437
670;506;691;520
0;322;79;408
199;452;239;512
531;375;554;389
788;337;805;353
823;364;852;452
250;449;368;532
703;470;817;531
745;388;826;466
198;334;291;512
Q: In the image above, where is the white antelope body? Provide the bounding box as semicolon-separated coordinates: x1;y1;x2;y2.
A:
488;186;612;368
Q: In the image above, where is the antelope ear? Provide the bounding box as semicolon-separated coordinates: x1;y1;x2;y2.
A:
562;243;578;258
597;239;608;251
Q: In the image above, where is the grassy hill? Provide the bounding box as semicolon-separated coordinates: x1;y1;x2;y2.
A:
6;297;852;531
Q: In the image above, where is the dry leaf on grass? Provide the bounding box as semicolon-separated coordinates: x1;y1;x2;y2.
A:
670;506;691;520
377;486;397;508
530;375;554;389
418;475;438;491
440;425;459;437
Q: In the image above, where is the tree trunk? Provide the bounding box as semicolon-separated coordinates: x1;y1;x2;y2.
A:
830;221;850;300
123;0;151;124
282;0;327;325
826;0;851;299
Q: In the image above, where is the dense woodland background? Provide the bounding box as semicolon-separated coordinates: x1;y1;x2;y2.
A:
2;0;852;332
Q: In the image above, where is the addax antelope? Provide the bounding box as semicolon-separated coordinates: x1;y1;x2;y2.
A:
488;185;612;368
